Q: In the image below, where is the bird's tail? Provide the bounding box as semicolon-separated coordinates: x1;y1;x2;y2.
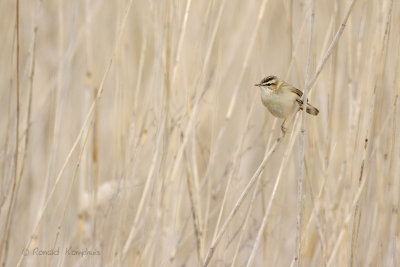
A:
301;103;319;116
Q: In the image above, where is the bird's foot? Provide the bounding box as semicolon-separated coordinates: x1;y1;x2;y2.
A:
281;124;287;135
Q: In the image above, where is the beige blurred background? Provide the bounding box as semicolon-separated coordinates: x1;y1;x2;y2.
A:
0;0;399;266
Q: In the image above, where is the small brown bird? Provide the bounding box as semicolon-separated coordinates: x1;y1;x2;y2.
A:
255;75;319;133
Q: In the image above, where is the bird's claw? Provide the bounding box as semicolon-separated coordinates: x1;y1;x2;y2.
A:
281;124;287;135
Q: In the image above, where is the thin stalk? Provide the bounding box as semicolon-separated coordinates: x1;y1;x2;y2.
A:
296;0;315;265
0;1;20;264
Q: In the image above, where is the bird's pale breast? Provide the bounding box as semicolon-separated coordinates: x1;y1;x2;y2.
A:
260;87;298;118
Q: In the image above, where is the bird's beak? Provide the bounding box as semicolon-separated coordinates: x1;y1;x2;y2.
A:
254;83;261;87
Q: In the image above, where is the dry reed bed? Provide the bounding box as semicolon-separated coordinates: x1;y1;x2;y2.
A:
0;0;399;266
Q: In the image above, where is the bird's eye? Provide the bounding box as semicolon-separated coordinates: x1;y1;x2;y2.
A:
266;83;272;86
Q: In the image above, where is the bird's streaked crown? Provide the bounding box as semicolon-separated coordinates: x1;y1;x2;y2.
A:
255;75;277;87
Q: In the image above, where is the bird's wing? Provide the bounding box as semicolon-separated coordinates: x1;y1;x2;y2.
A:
296;98;303;105
290;87;303;98
290;87;303;105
